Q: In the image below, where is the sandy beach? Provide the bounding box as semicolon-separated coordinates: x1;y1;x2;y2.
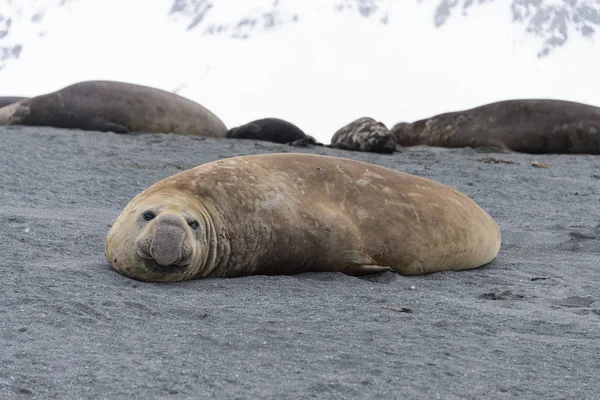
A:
0;126;598;399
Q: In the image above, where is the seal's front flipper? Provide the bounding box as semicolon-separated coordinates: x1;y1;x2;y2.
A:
471;139;510;153
334;250;392;276
341;264;393;276
288;136;322;147
94;119;130;134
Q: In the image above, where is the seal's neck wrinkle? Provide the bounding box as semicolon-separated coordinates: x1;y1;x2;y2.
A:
191;201;230;279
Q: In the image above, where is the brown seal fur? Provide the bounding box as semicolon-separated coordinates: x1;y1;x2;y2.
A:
391;99;600;154
0;96;28;108
105;153;501;283
330;117;397;154
0;80;227;137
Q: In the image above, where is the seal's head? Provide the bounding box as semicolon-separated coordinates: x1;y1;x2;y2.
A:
226;123;261;139
331;117;397;154
390;122;415;146
105;192;214;282
363;119;397;154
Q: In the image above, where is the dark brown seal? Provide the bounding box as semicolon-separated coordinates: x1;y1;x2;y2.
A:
0;80;227;137
227;117;320;146
106;153;501;283
391;99;600;154
330;117;397;154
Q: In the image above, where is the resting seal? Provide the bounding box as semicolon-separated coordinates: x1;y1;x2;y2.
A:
106;153;501;283
391;99;600;154
227;118;320;146
0;80;227;137
0;97;28;108
330;117;397;153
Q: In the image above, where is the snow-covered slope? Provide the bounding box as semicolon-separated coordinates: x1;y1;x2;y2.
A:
1;0;599;143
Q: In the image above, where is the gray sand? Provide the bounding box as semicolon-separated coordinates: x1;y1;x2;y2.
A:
0;126;598;399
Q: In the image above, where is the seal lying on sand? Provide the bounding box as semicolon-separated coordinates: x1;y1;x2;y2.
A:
0;80;227;137
106;153;501;283
391;99;600;154
330;117;397;154
227;118;320;146
0;97;28;108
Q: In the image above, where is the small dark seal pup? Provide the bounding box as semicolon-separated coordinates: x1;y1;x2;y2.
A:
0;97;28;108
330;117;397;154
227;117;319;146
391;99;600;154
0;80;228;137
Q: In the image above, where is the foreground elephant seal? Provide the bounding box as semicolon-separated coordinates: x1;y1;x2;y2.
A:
0;96;28;108
227;118;320;146
106;153;501;282
330;117;397;153
391;99;600;154
0;81;227;137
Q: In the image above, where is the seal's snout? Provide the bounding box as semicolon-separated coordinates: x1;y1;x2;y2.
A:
149;213;188;266
377;134;398;154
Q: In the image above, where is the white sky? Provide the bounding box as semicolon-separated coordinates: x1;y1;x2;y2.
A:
1;0;599;143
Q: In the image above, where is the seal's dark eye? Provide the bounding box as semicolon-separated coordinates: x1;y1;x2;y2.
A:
188;220;199;230
142;211;156;221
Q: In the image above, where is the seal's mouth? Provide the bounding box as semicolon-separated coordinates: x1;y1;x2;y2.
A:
142;258;189;274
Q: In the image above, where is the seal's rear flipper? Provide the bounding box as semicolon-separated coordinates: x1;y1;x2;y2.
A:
0;102;25;125
341;264;393;276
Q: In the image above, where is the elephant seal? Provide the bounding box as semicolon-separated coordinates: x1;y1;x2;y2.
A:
106;153;501;283
227;118;320;146
0;96;28;108
391;99;600;154
330;117;397;153
0;80;227;137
